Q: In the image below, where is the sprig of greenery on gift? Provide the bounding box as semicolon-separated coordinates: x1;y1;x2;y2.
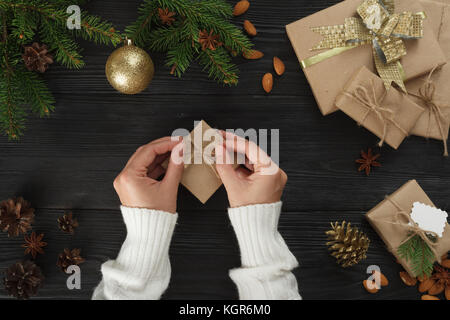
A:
0;0;122;140
398;234;435;278
125;0;253;86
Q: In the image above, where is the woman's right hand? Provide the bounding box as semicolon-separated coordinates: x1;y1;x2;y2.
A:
215;131;287;208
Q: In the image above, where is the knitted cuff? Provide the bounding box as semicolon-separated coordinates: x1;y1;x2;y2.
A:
228;201;296;268
111;206;178;279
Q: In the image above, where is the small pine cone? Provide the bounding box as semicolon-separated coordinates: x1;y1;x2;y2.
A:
57;212;79;234
3;261;44;299
326;221;370;268
57;248;85;272
0;197;35;237
22;42;53;73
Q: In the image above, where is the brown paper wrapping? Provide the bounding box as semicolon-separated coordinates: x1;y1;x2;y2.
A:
406;0;450;141
286;0;447;116
366;180;450;277
335;66;424;149
163;120;237;204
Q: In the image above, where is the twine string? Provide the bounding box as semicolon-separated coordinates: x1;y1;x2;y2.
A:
343;80;408;147
408;66;449;157
384;196;439;259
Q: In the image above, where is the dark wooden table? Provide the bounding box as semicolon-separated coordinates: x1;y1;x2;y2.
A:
1;0;449;300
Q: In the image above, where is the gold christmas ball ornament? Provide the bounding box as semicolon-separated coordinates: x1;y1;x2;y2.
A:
105;40;154;94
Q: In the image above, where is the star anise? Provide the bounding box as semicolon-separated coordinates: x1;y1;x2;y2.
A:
22;232;47;259
158;8;176;26
198;29;222;51
356;148;381;176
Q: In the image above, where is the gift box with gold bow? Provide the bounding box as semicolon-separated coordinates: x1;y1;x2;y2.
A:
163;120;238;204
286;0;447;116
335;66;424;149
405;0;450;156
366;180;450;278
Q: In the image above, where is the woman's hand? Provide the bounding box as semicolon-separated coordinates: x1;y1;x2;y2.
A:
113;137;184;213
215;131;287;208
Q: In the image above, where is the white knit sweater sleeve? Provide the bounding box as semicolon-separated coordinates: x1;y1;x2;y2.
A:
228;201;301;300
92;206;177;300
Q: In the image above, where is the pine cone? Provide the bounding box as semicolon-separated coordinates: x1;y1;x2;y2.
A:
326;221;370;267
57;212;78;234
22;42;53;73
3;261;44;299
57;248;85;272
0;197;35;237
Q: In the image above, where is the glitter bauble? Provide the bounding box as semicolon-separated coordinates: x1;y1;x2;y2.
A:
105;42;154;94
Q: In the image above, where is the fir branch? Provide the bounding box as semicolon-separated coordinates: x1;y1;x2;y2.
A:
155;0;251;54
198;15;252;55
198;46;238;85
125;0;159;48
10;10;37;43
166;39;196;77
0;0;122;46
0;68;26;139
18;68;55;116
0;0;120;139
75;11;122;46
398;235;435;278
149;19;194;52
40;18;85;69
127;0;252;85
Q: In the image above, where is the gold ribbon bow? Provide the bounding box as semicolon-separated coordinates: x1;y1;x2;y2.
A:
343;80;408;147
385;196;439;261
408;67;449;157
302;0;425;92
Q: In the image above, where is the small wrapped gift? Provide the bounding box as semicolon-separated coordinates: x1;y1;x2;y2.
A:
163;120;238;204
366;180;450;277
335;66;424;149
286;0;447;115
406;0;450;156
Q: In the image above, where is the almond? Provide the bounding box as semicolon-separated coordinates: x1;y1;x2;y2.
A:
440;259;450;268
273;56;285;76
262;73;273;93
428;282;445;295
372;270;389;287
243;49;264;59
233;0;250;16
363;280;379;293
399;271;417;286
243;20;257;36
419;278;436;293
421;294;440;300
445;286;450;300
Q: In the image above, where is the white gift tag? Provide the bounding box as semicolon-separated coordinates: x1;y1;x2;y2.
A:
410;202;448;238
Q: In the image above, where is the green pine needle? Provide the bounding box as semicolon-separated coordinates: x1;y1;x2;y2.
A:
397;235;435;278
0;0;121;139
127;0;252;85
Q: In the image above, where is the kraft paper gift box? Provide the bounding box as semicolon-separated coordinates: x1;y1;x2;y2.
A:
366;180;450;277
163;120;238;204
286;0;447;116
335;66;424;149
405;0;450;153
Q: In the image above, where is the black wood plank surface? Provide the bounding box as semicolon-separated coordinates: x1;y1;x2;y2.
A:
0;0;449;300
